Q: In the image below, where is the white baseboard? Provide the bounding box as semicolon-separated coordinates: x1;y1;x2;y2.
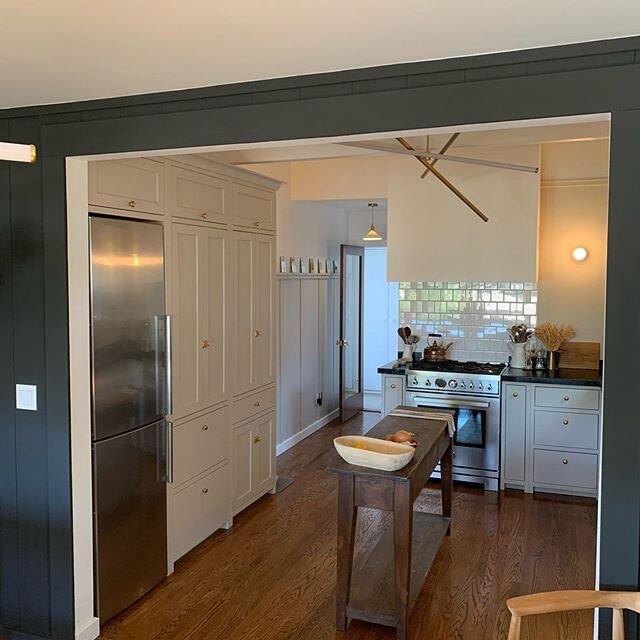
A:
276;409;339;456
76;616;100;640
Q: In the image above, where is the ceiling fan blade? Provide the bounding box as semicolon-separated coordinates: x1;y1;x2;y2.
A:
341;140;538;174
396;137;489;223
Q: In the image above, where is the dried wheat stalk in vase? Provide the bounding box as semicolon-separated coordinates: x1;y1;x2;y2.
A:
534;322;576;351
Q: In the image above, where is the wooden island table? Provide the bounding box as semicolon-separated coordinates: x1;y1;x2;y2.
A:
328;407;454;640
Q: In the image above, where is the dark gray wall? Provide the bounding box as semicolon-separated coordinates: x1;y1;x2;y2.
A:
2;35;640;640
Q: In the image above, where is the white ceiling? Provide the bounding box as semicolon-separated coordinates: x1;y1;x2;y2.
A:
2;1;639;109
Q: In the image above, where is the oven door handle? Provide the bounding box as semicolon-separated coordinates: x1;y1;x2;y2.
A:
410;396;490;410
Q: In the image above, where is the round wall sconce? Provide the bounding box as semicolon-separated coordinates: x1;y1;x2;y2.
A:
572;247;588;262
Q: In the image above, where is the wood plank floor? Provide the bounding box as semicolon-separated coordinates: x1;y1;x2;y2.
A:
100;412;597;640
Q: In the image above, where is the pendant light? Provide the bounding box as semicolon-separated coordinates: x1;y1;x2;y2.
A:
0;142;37;163
362;202;383;242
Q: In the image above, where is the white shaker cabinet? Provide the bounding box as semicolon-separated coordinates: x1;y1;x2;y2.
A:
171;224;229;419
89;157;165;215
501;383;528;489
231;232;275;395
381;374;405;417
232;182;276;232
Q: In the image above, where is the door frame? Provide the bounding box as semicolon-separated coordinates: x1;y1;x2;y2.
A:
339;244;365;423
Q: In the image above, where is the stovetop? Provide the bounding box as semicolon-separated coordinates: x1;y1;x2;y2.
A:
408;360;506;376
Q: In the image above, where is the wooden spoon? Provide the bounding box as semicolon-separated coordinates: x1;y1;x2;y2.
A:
397;327;407;344
404;327;412;341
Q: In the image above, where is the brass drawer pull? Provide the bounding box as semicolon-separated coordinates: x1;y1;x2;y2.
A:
254;401;260;407
563;419;569;426
202;339;210;349
254;436;261;444
563;396;570;402
202;487;209;494
254;330;261;338
128;200;136;208
202;424;209;431
562;459;568;465
254;220;261;227
201;212;208;219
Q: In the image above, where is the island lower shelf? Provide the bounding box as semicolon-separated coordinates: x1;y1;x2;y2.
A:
347;511;450;627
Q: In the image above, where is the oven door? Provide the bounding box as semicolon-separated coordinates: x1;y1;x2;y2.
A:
407;392;499;473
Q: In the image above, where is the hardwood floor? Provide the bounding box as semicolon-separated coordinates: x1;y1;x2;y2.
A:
100;412;597;640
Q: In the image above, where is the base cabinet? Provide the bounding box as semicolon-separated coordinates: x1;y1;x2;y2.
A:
501;381;600;497
381;374;405;416
232;410;276;515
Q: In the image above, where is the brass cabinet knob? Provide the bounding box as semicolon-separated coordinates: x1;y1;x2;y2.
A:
254;220;261;227
254;330;261;338
390;384;396;389
563;396;570;402
202;339;210;349
563;419;569;426
202;487;209;494
201;212;208;219
562;459;569;465
254;435;261;444
512;392;519;398
128;200;136;208
202;424;209;431
254;401;260;407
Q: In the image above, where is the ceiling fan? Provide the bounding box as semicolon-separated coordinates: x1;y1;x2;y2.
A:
340;134;539;222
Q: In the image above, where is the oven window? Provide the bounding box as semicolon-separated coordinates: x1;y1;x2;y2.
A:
453;407;486;449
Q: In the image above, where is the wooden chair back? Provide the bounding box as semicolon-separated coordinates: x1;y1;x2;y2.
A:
506;590;640;640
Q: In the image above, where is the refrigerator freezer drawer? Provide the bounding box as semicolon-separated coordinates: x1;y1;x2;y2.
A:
93;421;168;622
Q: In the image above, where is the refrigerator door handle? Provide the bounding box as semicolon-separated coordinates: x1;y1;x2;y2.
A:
165;315;173;417
166;420;174;484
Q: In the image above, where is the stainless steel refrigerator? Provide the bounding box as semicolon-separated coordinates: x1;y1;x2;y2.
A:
89;215;172;622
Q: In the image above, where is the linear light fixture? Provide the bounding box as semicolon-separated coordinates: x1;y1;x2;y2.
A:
0;142;37;163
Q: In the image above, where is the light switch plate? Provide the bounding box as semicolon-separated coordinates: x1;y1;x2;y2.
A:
16;384;37;411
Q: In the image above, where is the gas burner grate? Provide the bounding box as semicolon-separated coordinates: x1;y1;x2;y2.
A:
409;360;506;376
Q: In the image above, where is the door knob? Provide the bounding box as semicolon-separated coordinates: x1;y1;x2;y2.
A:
512;392;519;398
128;200;136;208
563;396;570;402
202;339;210;349
390;384;396;389
254;330;262;338
202;424;209;431
254;401;260;407
336;339;349;347
563;419;569;425
254;220;261;227
562;459;569;465
254;435;261;444
201;212;208;219
201;487;209;494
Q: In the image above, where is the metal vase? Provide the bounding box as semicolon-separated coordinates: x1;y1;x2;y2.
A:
547;350;561;371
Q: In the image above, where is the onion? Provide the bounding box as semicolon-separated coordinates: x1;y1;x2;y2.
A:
385;430;418;447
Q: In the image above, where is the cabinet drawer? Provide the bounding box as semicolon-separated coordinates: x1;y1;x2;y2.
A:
534;410;599;450
168;165;229;224
533;449;598;490
171;464;229;560
534;386;600;411
89;158;165;214
232;387;275;425
173;406;229;487
232;182;275;231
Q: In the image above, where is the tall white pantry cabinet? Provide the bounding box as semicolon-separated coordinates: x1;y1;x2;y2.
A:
88;155;280;566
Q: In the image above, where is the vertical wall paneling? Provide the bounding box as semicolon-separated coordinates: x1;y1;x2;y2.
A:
278;279;301;444
300;278;320;428
0;120;19;630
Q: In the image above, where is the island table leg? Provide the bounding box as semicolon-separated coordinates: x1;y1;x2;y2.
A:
336;475;357;630
441;438;453;535
393;481;413;640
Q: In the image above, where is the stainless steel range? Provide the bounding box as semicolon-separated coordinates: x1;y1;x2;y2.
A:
405;360;505;491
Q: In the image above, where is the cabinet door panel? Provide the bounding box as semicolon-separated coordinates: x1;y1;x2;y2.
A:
172;225;203;417
232;423;254;512
254;235;275;388
503;383;527;482
382;375;404;416
232;182;275;231
89;158;165;214
202;229;228;406
232;234;255;392
169;165;229;224
253;413;275;495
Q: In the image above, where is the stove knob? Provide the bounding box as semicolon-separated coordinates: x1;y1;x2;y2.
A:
478;382;484;391
425;379;431;387
459;381;466;389
487;383;493;391
448;379;458;389
412;377;418;386
435;378;447;389
469;382;474;390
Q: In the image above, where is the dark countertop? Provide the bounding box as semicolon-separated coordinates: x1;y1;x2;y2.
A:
378;361;602;387
501;367;601;387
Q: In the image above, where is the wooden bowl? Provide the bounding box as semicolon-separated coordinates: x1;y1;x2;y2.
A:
333;436;415;471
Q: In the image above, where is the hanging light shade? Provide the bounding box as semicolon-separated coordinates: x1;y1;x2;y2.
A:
362;202;383;241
